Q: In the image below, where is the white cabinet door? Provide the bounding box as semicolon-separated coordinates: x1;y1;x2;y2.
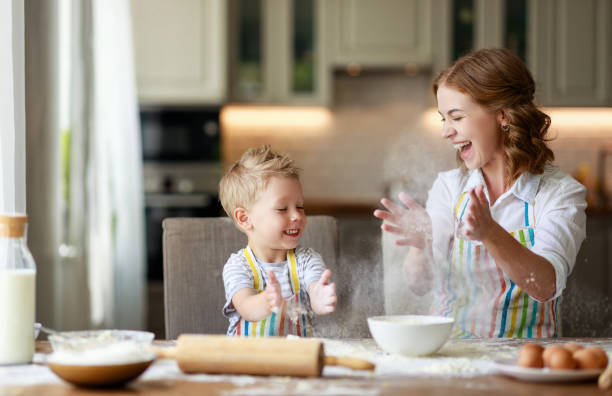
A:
131;0;226;105
530;0;612;106
326;0;432;67
229;0;330;105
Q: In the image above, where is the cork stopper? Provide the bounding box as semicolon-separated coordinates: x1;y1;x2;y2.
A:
0;214;28;238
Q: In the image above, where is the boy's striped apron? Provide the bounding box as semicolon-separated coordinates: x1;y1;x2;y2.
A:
236;248;312;337
431;192;560;338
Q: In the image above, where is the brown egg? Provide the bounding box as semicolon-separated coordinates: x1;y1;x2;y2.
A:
548;348;576;370
563;342;584;354
543;345;566;367
583;346;609;369
518;344;544;368
573;349;603;369
522;343;544;353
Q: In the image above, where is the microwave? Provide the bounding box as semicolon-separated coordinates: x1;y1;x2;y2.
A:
140;107;221;162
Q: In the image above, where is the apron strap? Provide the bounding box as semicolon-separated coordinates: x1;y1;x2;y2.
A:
455;192;469;220
288;249;300;294
243;247;299;294
524;201;535;228
243;247;263;292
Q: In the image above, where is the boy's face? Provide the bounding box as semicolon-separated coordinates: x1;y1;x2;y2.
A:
241;176;306;261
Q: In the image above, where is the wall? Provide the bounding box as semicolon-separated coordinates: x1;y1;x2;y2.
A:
222;71;441;206
222;73;612;209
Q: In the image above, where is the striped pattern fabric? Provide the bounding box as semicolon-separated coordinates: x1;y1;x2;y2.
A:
432;193;559;338
236;248;312;337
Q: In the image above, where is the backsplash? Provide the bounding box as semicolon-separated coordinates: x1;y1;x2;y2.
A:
221;73;612;209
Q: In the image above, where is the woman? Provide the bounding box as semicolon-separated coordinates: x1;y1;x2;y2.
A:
374;48;586;338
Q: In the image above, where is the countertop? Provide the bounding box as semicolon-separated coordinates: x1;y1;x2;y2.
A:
1;338;611;395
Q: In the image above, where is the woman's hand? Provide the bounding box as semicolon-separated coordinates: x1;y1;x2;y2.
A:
373;192;432;248
309;269;337;315
461;185;496;241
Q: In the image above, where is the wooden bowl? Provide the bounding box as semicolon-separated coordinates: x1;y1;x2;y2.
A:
47;358;154;387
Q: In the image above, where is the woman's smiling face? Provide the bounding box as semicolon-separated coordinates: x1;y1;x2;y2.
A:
436;83;504;171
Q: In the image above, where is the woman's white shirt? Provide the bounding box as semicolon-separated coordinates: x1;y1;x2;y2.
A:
426;164;587;301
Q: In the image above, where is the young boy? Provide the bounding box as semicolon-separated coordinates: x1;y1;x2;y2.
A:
219;145;337;337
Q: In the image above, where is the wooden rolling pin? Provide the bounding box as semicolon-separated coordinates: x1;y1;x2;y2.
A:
152;334;375;377
599;364;612;390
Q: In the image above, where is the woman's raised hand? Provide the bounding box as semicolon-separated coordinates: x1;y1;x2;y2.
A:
461;185;495;241
373;192;432;249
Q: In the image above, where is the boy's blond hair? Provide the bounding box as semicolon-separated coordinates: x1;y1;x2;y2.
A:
219;145;301;220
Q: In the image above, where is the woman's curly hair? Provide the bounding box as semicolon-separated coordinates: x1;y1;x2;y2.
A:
433;48;554;186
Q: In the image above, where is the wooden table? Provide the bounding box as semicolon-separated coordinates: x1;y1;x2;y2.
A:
1;338;610;395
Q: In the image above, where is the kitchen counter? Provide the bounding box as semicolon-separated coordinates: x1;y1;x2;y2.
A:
1;338;610;395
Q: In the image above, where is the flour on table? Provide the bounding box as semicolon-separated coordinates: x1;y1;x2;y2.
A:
321;338;517;378
3;338;610;388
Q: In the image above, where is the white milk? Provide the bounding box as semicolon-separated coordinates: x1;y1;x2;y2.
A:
0;268;36;365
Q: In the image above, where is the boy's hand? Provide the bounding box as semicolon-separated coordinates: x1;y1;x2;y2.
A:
264;270;282;313
309;269;337;315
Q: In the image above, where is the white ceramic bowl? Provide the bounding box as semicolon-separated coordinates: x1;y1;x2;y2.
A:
367;315;454;356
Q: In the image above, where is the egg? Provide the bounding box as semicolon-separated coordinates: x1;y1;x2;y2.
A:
522;342;544;353
563;342;583;354
573;348;603;369
542;345;566;367
518;343;544;368
548;348;576;370
583;346;609;368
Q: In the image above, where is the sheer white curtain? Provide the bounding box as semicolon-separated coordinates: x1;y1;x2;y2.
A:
1;0;26;214
69;0;145;329
22;0;143;330
89;0;145;329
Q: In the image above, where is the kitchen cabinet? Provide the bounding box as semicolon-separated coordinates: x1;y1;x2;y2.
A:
229;0;330;105
130;0;227;105
447;0;526;62
325;0;433;68
454;0;612;106
529;0;612;106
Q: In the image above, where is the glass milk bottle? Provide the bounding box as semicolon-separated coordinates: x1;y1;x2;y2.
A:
0;214;36;365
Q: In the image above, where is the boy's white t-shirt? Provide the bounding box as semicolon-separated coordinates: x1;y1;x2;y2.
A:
222;246;326;335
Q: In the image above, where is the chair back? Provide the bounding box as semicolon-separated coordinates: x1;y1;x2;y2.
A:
162;216;338;339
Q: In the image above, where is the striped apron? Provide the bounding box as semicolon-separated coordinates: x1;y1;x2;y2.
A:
236;248;312;337
431;192;560;338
